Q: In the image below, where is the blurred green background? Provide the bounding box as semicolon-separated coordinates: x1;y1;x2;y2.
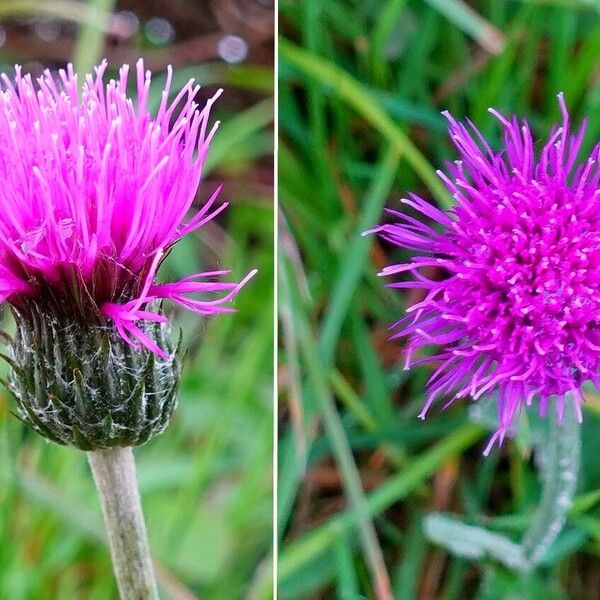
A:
0;1;273;599
278;1;600;599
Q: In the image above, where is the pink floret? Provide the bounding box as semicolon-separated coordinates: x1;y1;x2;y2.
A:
0;59;255;356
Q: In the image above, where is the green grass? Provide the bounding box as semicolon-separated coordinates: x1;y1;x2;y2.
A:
0;2;274;599
279;1;600;598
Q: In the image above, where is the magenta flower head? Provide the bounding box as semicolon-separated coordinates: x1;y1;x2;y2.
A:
0;60;255;449
371;94;598;453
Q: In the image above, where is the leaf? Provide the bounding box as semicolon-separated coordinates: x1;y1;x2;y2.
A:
423;512;527;571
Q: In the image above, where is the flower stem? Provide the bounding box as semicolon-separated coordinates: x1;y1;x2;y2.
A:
423;397;581;571
87;446;159;599
522;395;581;567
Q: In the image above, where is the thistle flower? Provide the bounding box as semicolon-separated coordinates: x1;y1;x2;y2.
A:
0;60;255;449
371;94;598;453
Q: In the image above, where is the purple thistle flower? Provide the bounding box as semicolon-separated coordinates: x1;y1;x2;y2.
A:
0;59;255;360
371;94;598;453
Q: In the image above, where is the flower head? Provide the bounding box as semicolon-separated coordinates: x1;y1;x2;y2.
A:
0;60;255;449
372;94;599;453
0;59;255;358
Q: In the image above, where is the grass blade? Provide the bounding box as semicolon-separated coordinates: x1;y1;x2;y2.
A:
424;0;505;54
281;252;393;599
279;38;450;207
278;424;483;582
72;0;116;77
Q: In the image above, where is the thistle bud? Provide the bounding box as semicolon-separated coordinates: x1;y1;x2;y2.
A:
8;300;179;449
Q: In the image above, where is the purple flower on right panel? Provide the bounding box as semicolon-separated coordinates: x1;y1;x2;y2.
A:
371;94;599;453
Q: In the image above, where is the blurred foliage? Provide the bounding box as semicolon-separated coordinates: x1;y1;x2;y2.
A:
278;1;600;599
0;1;273;599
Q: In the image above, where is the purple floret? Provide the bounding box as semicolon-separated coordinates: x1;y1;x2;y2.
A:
372;94;599;453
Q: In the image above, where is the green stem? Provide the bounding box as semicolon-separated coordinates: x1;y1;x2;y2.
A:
421;396;581;572
88;447;159;600
522;395;581;567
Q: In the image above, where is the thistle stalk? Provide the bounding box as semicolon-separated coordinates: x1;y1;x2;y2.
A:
424;396;581;571
522;395;581;567
87;447;159;600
